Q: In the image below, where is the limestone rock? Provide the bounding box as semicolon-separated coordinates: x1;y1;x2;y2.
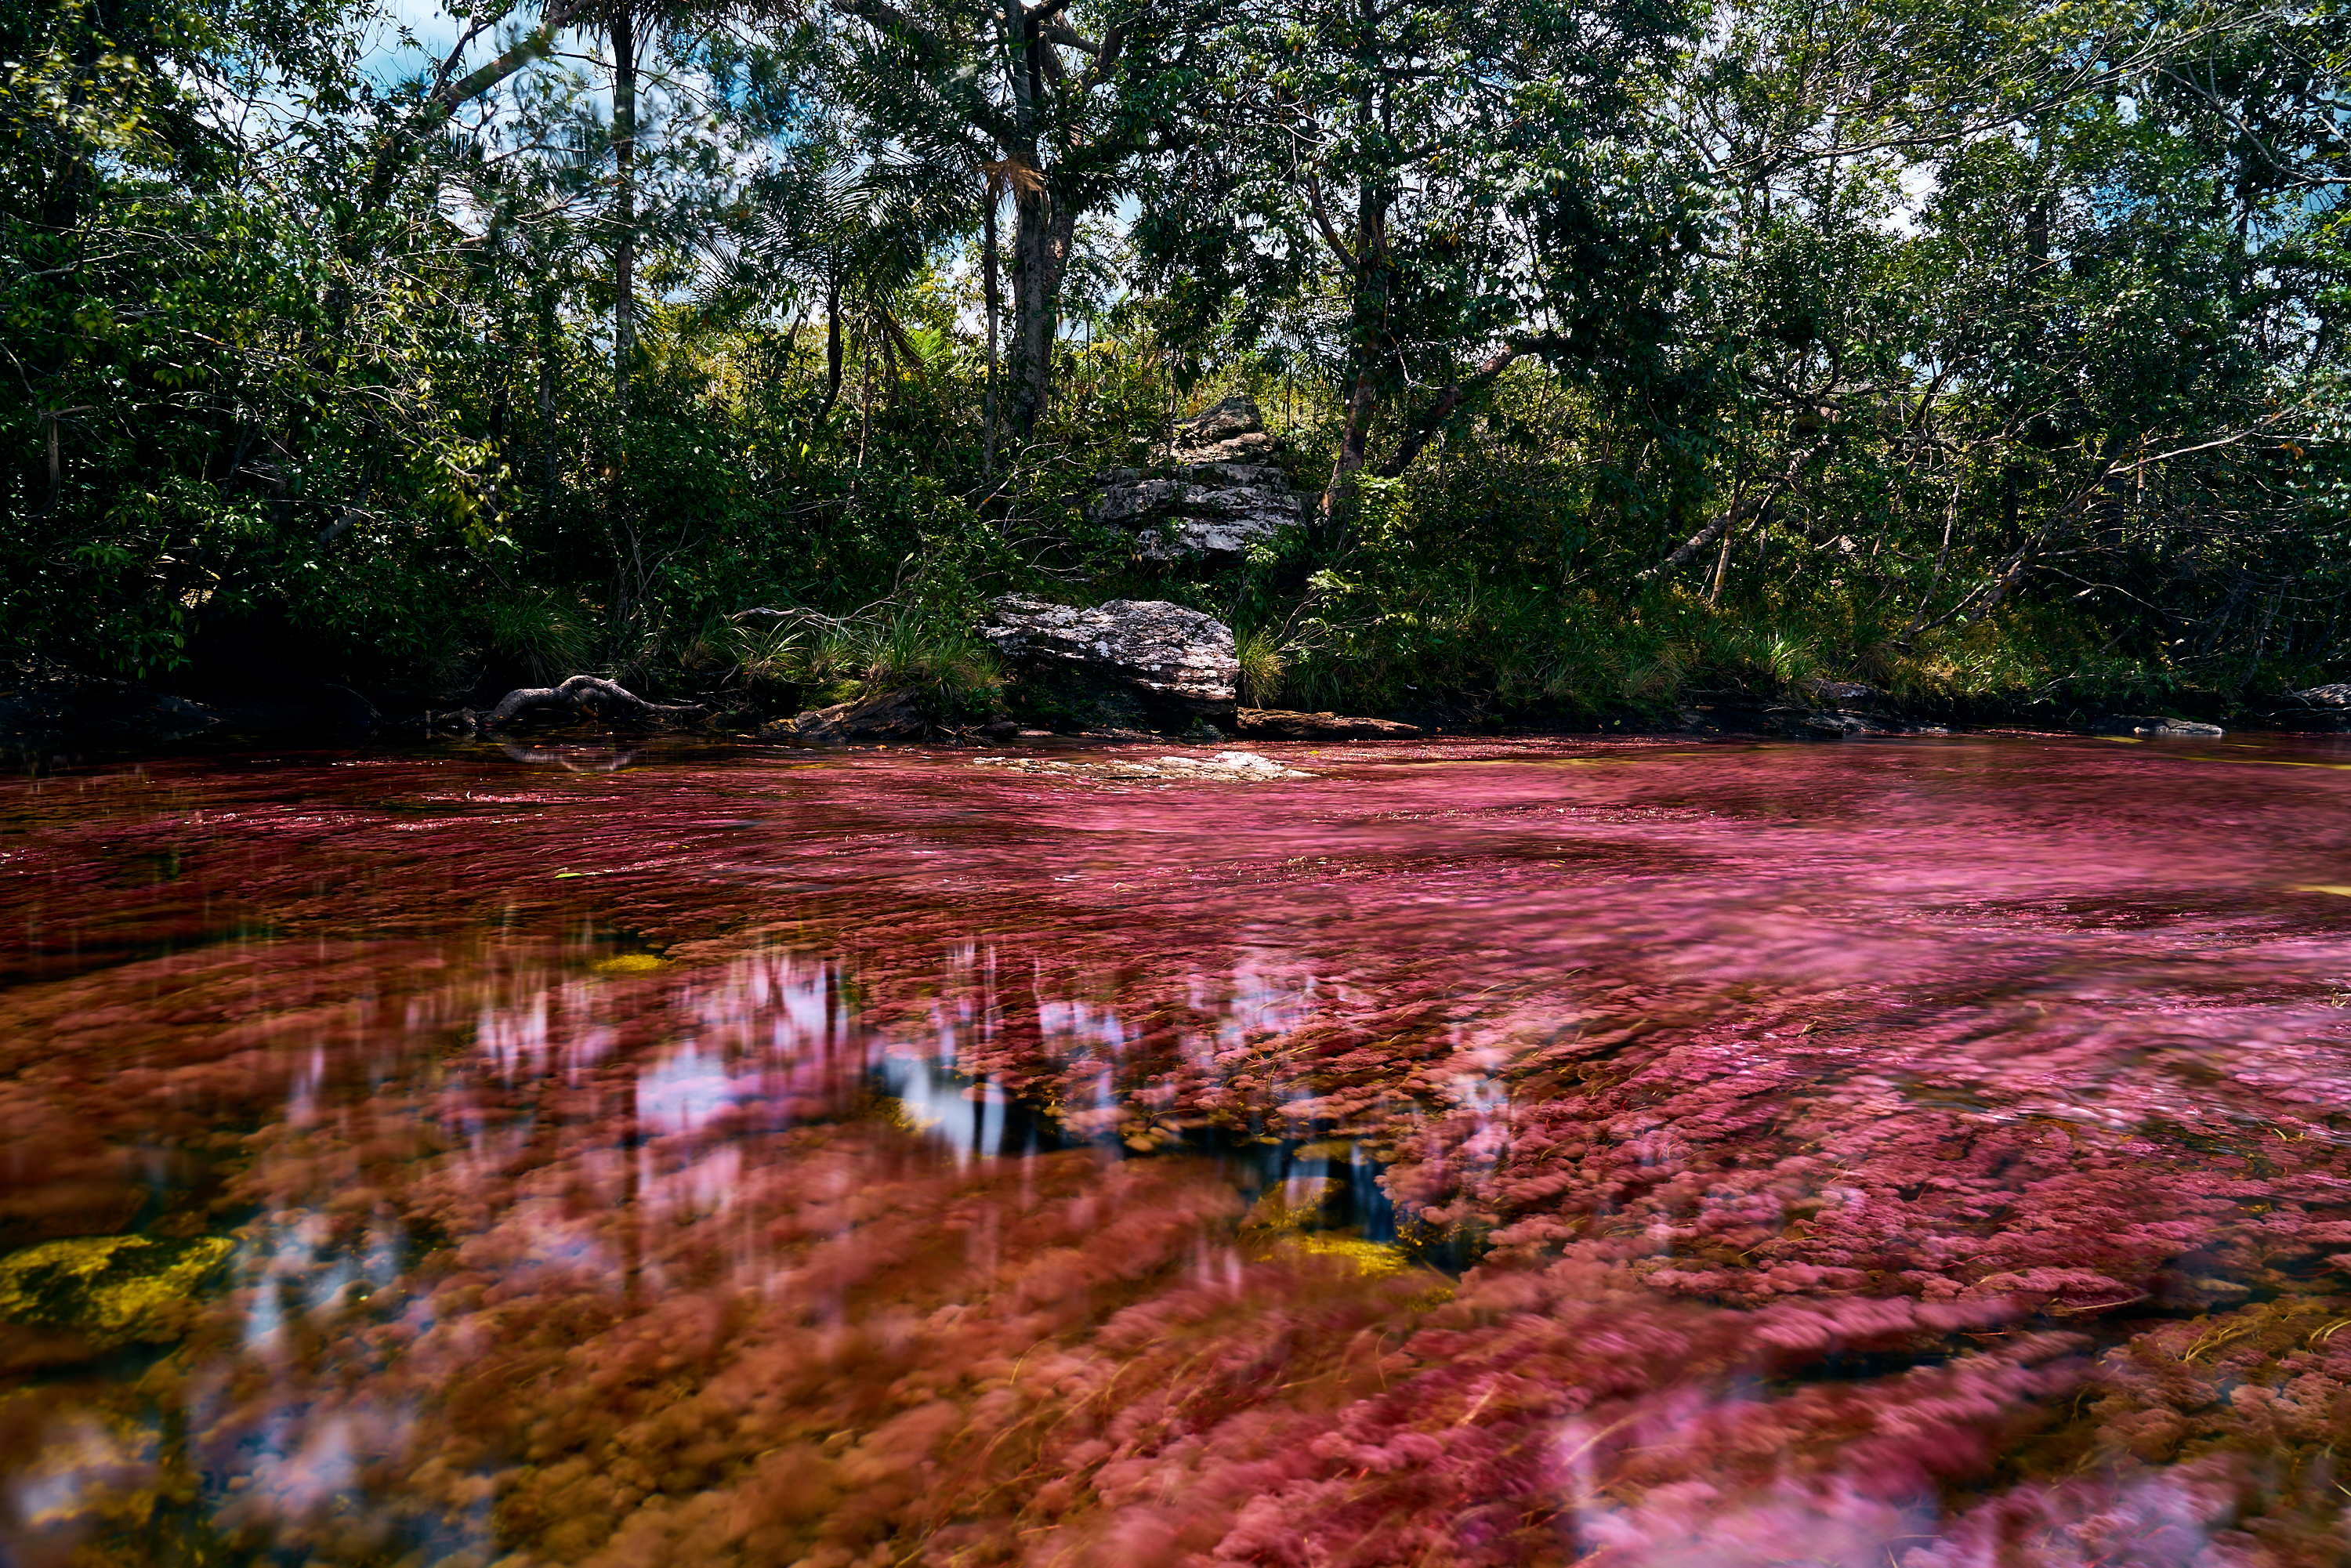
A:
1683;704;1950;738
1087;397;1312;561
1237;708;1422;741
980;597;1238;721
1176;394;1285;464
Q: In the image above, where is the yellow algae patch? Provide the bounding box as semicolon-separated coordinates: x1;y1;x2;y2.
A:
591;953;671;976
1288;1233;1415;1276
2290;885;2351;897
0;1235;234;1346
1279;1235;1456;1307
875;1095;944;1135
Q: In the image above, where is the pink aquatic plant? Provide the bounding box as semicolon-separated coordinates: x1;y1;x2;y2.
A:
4;733;2351;1564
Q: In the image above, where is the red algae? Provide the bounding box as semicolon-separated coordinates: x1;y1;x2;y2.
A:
5;733;2351;1565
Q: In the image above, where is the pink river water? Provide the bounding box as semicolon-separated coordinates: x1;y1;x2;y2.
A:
5;732;2351;1567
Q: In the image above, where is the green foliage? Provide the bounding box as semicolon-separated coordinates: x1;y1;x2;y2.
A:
0;0;2343;726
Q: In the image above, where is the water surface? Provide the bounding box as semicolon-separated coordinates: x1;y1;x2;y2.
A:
6;733;2351;1566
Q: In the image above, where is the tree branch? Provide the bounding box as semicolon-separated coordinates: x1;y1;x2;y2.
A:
1636;434;1834;583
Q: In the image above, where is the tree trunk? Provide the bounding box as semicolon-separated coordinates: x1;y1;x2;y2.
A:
982;197;1002;477
1005;180;1073;439
610;2;638;415
1318;76;1389;530
538;287;560;501
1320;368;1378;527
820;271;844;418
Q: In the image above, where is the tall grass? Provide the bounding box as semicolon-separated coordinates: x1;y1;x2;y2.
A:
722;605;1002;715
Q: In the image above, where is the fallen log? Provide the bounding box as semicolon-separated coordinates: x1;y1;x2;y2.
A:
440;675;702;733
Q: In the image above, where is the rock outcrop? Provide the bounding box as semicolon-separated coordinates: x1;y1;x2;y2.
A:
980;597;1238;726
1794;679;1887;710
1089;397;1313;562
1236;708;1422;741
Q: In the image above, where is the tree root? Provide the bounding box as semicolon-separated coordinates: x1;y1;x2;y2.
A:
435;675;703;734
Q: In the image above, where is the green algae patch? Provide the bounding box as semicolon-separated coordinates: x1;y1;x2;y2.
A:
0;1235;235;1346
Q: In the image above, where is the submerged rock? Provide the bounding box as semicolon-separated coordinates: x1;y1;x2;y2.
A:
1089;397;1313;562
972;749;1310;784
1684;704;1949;739
1237;708;1422;741
980;597;1238;725
0;1234;234;1347
2093;715;2225;738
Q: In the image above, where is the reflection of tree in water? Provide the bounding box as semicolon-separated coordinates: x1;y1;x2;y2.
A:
498;740;639;773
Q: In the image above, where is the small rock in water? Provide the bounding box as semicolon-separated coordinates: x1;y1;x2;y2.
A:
2092;714;2224;738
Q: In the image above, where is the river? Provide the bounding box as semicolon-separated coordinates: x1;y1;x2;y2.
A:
5;732;2350;1566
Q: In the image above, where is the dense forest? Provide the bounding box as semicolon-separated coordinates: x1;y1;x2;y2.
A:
4;0;2347;729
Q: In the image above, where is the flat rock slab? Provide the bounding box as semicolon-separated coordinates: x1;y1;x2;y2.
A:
1237;708;1422;740
972;750;1311;784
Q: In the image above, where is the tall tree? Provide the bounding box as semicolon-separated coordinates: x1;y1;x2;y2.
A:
822;0;1154;438
1132;0;1686;524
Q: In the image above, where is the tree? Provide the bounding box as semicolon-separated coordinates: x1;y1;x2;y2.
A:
820;0;1157;438
1128;0;1689;523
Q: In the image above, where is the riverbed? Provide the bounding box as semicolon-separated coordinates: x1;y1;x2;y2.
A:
5;733;2351;1566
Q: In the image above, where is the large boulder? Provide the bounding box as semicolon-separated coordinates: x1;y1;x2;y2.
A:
980;597;1237;726
1089;397;1313;562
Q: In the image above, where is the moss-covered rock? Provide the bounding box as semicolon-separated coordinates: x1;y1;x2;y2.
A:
0;1234;234;1346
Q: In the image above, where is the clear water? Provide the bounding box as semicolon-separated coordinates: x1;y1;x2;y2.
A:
5;733;2351;1567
